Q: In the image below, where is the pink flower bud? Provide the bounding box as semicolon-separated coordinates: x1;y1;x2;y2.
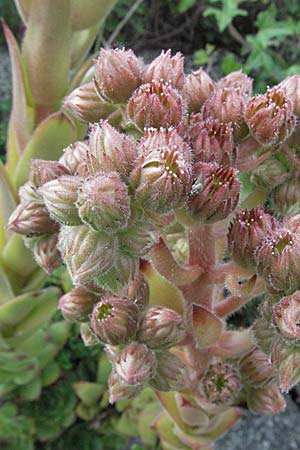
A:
239;347;275;387
59;141;88;175
127;81;183;131
150;351;187;391
272;291;300;341
108;369;141;403
227;208;277;269
182;68;215;113
278;75;300;116
138;306;186;349
186;163;240;223
202;86;248;139
200;360;241;406
284;214;300;233
88;121;138;181
250;156;290;192
115;342;157;386
247;383;286;415
77;172;131;232
33;233;62;274
18;182;41;203
58;287;98;322
278;349;300;392
218;70;253;96
271;175;300;216
8;201;58;236
90;295;139;345
94;48;144;104
127;270;150;311
245;87;296;146
190;118;237;166
132;128;192;213
63;82;117;123
30;160;69;188
144;50;184;90
58;225;117;286
255;228;300;293
38;175;82;226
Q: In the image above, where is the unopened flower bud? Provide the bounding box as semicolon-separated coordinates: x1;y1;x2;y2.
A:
33;233;62;274
284;213;300;233
115;342;157;386
58;225;117;286
132;128;191;213
64;82;116;123
278;75;300;116
150;351;186;391
59;141;88;175
191;118;237;166
144;50;184;90
108;369;141;403
227;208;276;269
94;48;144;104
90;295;139;345
251;318;275;355
182;68;215;113
18;182;41;203
278;349;300;392
272;291;300;341
80;322;99;346
218;70;253;96
77;172;131;232
138;305;186;349
245;87;296;146
202;86;248;139
186;163;240;223
38;175;82;226
30;160;69;188
127;81;183;131
247;383;286;415
8;201;58;236
271;175;300;216
239;347;275;387
200;360;241;406
250;156;289;192
255;228;300;293
58;287;98;322
88;121;138;180
127;270;150;310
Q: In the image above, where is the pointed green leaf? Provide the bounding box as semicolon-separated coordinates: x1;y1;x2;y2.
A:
0;161;17;251
0;266;14;304
2;234;37;280
71;23;99;69
14;0;32;24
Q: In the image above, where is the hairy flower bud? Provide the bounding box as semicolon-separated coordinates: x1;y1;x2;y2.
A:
250;156;289;192
271;175;300;216
94;48;144;104
278;75;300;116
38;175;82;226
272;291;300;341
64;82;116;123
227;208;276;269
284;214;300;233
182;68;215;113
33;233;62;274
77;172;131;232
200;360;241;406
245;87;296;146
59;142;88;175
108;369;141;403
252;318;275;355
202;86;248;139
127;270;150;310
127;81;183;131
132;128;191;213
150;351;186;391
115;342;157;386
90;295;139;345
58;225;117;286
144;50;184;90
218;70;253;96
278;349;300;392
138;306;186;349
18;182;41;203
255;228;300;293
58;287;98;322
191;118;237;166
239;347;275;387
30;160;69;188
247;383;286;415
88;121;138;180
8;201;58;236
186;163;240;223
